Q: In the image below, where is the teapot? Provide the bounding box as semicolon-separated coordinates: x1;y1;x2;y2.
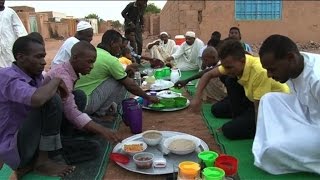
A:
170;68;181;84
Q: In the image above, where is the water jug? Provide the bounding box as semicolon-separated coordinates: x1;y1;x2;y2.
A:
170;68;181;84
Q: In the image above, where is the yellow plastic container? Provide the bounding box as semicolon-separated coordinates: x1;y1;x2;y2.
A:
178;161;201;180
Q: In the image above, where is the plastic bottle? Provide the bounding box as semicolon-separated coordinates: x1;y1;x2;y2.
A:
134;72;142;86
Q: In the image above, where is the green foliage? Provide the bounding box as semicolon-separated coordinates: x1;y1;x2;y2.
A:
145;3;161;14
85;13;100;20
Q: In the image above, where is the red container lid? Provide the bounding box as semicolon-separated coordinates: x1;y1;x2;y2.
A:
110;153;130;164
214;155;238;176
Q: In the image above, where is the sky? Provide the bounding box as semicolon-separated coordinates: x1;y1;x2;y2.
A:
5;1;167;21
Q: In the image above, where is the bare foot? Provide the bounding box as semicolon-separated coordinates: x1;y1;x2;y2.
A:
34;160;75;177
9;165;33;180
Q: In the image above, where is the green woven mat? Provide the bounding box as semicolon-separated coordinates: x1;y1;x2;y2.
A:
201;103;319;180
0;110;123;180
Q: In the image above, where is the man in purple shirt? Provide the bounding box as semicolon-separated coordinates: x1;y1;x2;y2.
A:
46;41;121;144
0;36;75;179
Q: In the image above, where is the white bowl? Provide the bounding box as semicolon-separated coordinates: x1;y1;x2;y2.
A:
121;141;147;156
142;130;163;146
163;134;201;155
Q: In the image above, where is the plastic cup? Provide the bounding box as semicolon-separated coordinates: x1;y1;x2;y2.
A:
202;167;225;180
214;155;238;176
198;151;219;167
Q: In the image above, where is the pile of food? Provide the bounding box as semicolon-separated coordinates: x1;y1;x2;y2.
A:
123;144;144;152
149;96;188;109
168;139;196;152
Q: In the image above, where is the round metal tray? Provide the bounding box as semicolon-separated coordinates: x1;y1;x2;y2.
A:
142;100;190;112
112;131;209;175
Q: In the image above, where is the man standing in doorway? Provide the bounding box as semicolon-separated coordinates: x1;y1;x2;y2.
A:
0;0;28;68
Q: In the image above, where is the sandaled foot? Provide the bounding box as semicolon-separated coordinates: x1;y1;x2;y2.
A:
34;160;75;177
9;165;33;180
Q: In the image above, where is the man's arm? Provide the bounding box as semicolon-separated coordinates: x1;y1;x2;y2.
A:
83;121;121;142
190;67;222;113
119;77;159;103
121;3;133;23
147;40;160;50
31;78;63;107
194;68;222;100
175;68;212;88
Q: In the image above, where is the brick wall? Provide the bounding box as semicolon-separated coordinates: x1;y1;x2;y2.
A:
143;13;160;36
161;1;320;43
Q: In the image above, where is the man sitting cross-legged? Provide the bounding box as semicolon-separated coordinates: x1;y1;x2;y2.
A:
0;36;75;179
75;30;159;118
45;41;121;142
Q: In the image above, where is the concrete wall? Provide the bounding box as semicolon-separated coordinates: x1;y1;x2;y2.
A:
87;19;99;34
161;1;320;43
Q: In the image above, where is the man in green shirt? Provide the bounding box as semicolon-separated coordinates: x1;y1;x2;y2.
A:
75;30;159;117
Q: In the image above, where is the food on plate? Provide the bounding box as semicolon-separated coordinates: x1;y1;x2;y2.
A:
124;143;144;152
149;103;165;109
133;152;154;169
168;139;196;151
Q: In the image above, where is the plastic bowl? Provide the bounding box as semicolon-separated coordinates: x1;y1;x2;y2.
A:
174;97;188;107
122;141;147;156
133;152;154;169
142;130;163;146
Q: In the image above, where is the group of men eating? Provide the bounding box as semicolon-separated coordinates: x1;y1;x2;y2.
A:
0;0;320;179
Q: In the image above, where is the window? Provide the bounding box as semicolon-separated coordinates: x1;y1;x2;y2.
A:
235;0;282;20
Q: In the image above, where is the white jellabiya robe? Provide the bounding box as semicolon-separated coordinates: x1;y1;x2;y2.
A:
171;38;204;71
0;7;27;68
147;39;176;62
252;52;320;175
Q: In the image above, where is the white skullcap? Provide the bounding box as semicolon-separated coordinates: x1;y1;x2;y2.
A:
185;31;196;38
77;21;92;32
160;32;169;36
